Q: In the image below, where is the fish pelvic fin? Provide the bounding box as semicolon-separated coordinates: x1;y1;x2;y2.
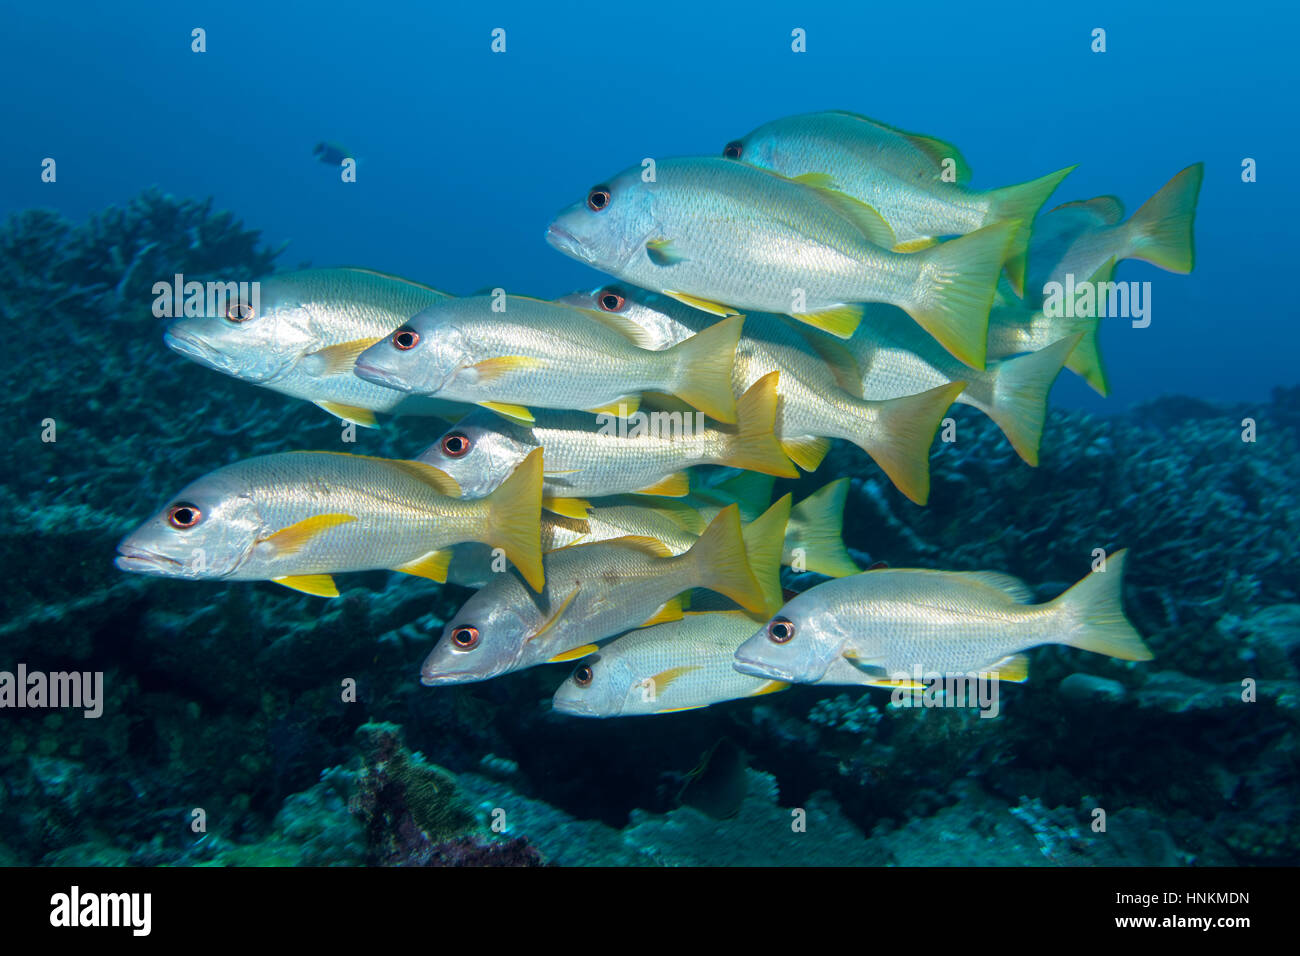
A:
1052;549;1153;661
854;382;963;506
1124;163;1203;274
688;503;767;615
273;574;339;597
741;493;792;615
911;220;1019;369
664;314;744;423
720;371;798;478
983;333;1081;466
483;447;545;590
985;165;1076;295
787;478;859;577
314;401;379;428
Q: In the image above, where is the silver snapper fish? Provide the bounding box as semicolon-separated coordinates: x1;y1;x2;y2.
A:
547;156;1018;368
416;372;795;502
733;550;1152;686
353;294;742;424
1023;164;1203;309
114;448;545;595
420;501;787;685
723;110;1074;295
559;285;962;504
553;611;787;717
164;267;462;427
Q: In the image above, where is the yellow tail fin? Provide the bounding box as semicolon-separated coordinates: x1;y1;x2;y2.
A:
483;447;545;591
986;166;1076;295
984;333;1080;466
721;371;798;478
853;382;964;505
665;314;744;423
786;479;859;577
910;221;1019;369
1052;549;1153;661
741;494;792;615
1124;163;1203;274
688;504;767;615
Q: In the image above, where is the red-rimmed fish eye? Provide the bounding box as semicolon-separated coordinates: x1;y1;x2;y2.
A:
450;625;479;649
573;664;594;687
723;141;744;160
586;186;611;212
391;327;420;351
440;432;471;458
167;502;202;530
598;288;626;312
767;617;795;644
226;301;255;323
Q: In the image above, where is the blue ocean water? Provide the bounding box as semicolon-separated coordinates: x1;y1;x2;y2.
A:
2;1;1294;411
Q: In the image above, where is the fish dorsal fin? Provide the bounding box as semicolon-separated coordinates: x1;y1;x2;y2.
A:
261;513;357;555
982;653;1030;683
608;535;677;559
965;571;1035;603
662;291;742;318
273;573;339;597
898;132;973;184
805;186;897;249
314;401;379;428
478;401;535;425
581;307;661;349
337;267;451;296
394;549;453;582
640;597;685;628
1049;195;1125;225
306;337;384;376
788;319;865;396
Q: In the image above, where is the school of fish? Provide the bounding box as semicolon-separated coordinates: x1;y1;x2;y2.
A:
121;110;1200;716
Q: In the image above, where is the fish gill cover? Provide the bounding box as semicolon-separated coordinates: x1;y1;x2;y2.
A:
0;4;1296;870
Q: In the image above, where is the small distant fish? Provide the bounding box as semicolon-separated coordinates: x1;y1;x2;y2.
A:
416;372;794;503
114;449;545;595
313;141;352;165
547;156;1018;368
678;737;751;819
733;550;1152;686
552;611;787;718
723;110;1074;294
164;267;461;427
354;295;742;424
419;501;787;685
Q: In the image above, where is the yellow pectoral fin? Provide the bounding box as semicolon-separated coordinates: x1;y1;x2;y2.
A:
662;290;742;317
309;337;384;376
273;574;339;597
261;513;357;556
478;401;535;425
394;549;452;583
530;586;583;643
314;401;379;428
790;171;838;189
544;496;591;520
548;643;599;663
647;664;701;692
470;355;546;382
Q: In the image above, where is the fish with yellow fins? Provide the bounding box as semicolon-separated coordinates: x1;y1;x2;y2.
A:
420;499;789;685
547;156;1018;368
722;110;1075;295
734;550;1152;686
354;294;742;425
115;449;545;595
164;267;464;427
553;611;787;718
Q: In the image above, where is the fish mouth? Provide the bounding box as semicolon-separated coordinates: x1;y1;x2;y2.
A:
550;696;597;718
354;359;410;392
419;668;486;687
545;223;593;264
164;328;224;370
114;543;185;576
732;654;790;682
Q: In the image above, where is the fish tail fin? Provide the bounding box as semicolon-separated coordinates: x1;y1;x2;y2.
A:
850;382;963;505
985;165;1076;295
982;333;1080;466
665;314;744;423
482;447;545;591
1052;550;1153;661
688;504;767;615
788;478;859;577
720;371;799;477
741;494;793;615
910;220;1019;369
1123;163;1204;273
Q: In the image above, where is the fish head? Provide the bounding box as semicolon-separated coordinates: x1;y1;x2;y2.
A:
354;307;465;394
546;164;658;275
732;591;845;684
551;652;634;717
416;412;536;499
115;470;263;579
555;284;700;348
164;278;316;384
419;587;535;685
721;127;781;173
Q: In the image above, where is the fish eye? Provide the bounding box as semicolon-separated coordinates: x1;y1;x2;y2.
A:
573;664;594;687
441;432;471;458
167;502;203;530
598;288;626;312
391;327;420;351
586;186;611;212
767;617;795;644
226;301;255;323
450;625;480;649
723;141;744;160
